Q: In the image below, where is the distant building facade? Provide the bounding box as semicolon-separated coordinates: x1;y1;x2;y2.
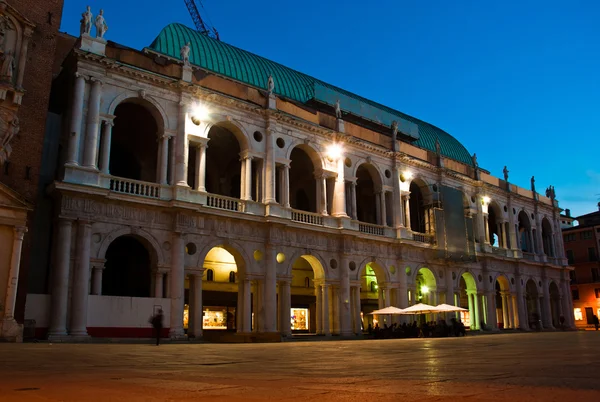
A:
20;13;573;341
563;204;600;329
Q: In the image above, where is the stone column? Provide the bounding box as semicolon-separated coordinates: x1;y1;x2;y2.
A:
282;164;290;208
541;279;553;329
158;135;171;185
473;293;481;330
331;157;348;217
242;278;252;332
243;156;253;201
350;181;358;220
322;284;331;335
190;274;203;338
446;271;455;305
484;215;490;244
164;274;171;298
99;120;114;174
501;223;508;248
338;256;351;336
175;102;189;186
154;271;164;298
82;78;103;168
279;280;291;336
392;167;403;228
263;246;277;332
91;264;104;296
264;124;276;203
169;232;185;338
252;281;260;332
2;227;26;320
15;28;33;89
501;293;509;329
380;191;387;226
315;284;323;334
467;292;474;329
511;294;520;328
404;195;411;229
486;291;497;330
375;193;382;225
70;220;92;337
48;219;73;337
319;175;328;215
66;74;86;165
351;286;362;334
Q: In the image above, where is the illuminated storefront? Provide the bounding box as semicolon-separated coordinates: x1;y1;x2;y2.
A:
291;308;309;331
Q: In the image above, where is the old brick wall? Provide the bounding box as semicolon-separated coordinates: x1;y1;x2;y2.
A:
2;0;65;322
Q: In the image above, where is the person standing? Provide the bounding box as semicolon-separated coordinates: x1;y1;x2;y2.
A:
151;309;164;346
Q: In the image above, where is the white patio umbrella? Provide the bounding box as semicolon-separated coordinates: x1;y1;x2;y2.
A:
435;304;469;312
399;303;442;315
368;306;406;315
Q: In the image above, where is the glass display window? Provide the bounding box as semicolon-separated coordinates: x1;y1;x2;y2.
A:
291;308;309;331
460;311;471;327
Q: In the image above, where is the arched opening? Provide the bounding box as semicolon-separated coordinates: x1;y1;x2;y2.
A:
110;102;160;182
542;218;554;257
518;211;534;253
196;246;242;333
525;279;540;329
409;180;434;234
290;255;325;333
488;203;502;247
495;275;512;329
359;262;387;329
289;147;318;213
205;126;242;198
549;282;561;327
458;272;478;330
104;236;152;297
355;164;381;225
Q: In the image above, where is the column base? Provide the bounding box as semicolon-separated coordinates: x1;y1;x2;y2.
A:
47;334;71;342
69;334;92;343
0;318;23;343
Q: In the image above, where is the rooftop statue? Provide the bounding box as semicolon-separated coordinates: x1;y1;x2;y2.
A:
180;42;191;66
335;99;342;119
503;166;509;181
472;153;478;168
435;138;441;156
95;9;108;39
80;6;92;36
267;74;274;96
531;176;536;192
391;120;398;137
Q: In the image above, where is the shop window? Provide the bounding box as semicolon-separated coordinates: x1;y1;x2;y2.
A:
206;269;214;282
229;271;236;283
589;248;597;262
572;289;579;300
291;308;309;331
574;308;583;321
304;277;310;288
566;250;575;264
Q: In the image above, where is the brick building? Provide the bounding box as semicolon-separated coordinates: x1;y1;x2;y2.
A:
0;0;64;341
563;204;600;329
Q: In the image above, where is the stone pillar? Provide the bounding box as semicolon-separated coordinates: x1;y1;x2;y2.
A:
99;120;114;174
279;280;291;336
91;264;104;296
158;135;170;185
501;293;509;329
351;285;362;334
511;294;519;328
338;256;351;336
331;157;348;217
319;175;328;215
70;220;92;337
375;192;382;226
315;284;323;334
486;292;497;330
243;156;253;201
252;281;260;332
473;293;481;330
322;284;331;335
2;227;26;319
484;215;490;244
190;274;203;338
164;274;171;298
15;28;32;89
242;278;252;332
467;292;474;329
541;279;553;329
264;124;276;204
392;167;403;228
169;232;185;338
175;103;189;186
515;276;527;329
380;191;387;226
501;223;508;248
282;164;290;208
350;181;358;220
154;271;164;298
48;219;73;337
404;195;411;229
535;296;543;328
66;73;86;165
264;246;277;332
82;78;102;168
446;272;455;305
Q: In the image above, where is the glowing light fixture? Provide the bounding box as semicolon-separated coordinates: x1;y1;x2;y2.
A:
482;196;491;204
326;143;343;160
191;103;210;123
421;285;429;294
401;170;413;182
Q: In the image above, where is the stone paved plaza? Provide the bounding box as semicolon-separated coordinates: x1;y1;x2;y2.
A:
0;332;599;401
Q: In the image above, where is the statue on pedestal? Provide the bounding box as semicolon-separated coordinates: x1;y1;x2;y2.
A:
80;6;93;36
391;120;398;137
0;50;14;83
267;74;275;96
95;9;108;39
435;138;441;156
472;153;478;168
503;166;509;181
0;116;19;165
180;42;191;66
335;99;342;119
545;185;555;199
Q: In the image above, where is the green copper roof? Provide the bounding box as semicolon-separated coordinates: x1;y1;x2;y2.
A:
149;23;473;165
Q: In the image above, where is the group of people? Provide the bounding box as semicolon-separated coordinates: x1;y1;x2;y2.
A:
367;318;468;339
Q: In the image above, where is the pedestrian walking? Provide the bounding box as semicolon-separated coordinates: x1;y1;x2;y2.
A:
151;309;164;345
593;315;599;331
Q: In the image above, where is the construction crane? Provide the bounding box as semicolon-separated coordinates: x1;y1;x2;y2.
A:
184;0;220;40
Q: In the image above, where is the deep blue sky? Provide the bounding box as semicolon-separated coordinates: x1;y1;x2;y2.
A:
61;0;600;217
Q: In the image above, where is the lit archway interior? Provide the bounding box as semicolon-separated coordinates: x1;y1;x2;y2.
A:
458;272;478;329
290;255;325;332
495;275;511;329
359;262;387;328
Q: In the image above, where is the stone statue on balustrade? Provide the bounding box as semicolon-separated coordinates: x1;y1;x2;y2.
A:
335;99;342;119
503;166;509;181
95;9;108;39
530;176;536;192
80;6;93;36
180;42;191;66
391;120;398;138
267;74;275;96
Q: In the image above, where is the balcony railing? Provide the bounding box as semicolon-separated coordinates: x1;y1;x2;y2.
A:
109;177;160;199
411;231;434;244
291;209;324;226
492;247;506;256
358;222;385;236
206;194;244;212
522;252;536;262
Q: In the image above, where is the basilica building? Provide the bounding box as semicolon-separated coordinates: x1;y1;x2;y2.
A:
24;13;574;341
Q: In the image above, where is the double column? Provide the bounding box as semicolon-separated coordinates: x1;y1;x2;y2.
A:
70;220;92;337
375;190;387;226
157;134;173;185
169;231;185;338
236;277;252;332
403;194;411;229
263;245;277;332
99;119;114;174
316;172;328;215
188;271;203;338
82;78;103;169
350;285;362;334
2;227;27;321
90;260;105;296
331;155;347;217
278;280;291;336
175;102;190;186
240;154;253;201
193;139;208;191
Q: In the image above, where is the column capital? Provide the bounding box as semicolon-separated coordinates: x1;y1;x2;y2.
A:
77;218;93;227
89;76;103;85
74;72;87;80
24;26;34;38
